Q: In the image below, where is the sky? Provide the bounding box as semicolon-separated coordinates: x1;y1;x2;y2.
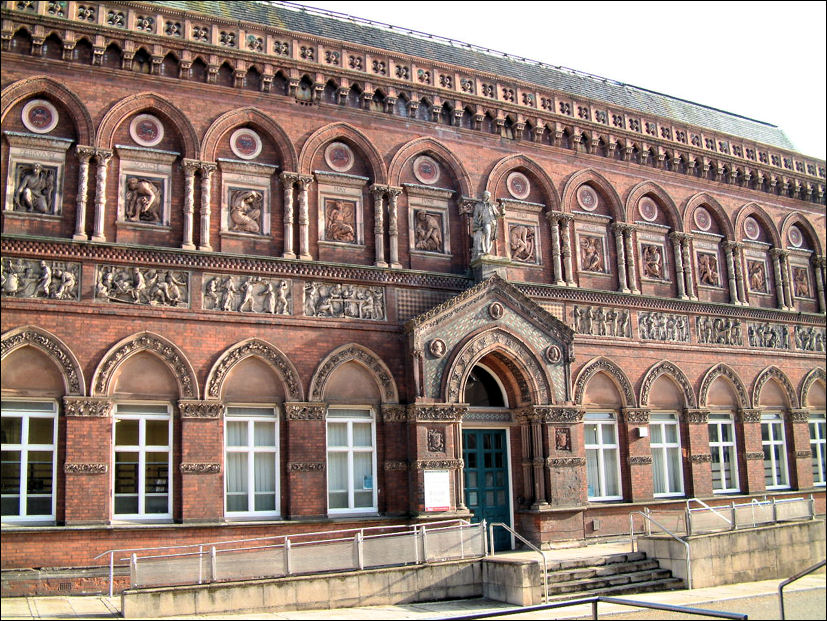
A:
280;0;827;162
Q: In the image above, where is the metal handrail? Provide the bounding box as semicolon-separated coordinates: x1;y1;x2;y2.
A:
487;522;548;604
686;497;731;525
630;511;692;589
778;559;826;620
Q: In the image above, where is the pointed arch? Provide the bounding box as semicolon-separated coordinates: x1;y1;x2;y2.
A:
752;366;799;409
309;344;398;403
1;326;85;396
387;137;472;196
298;122;387;183
200;107;298;169
639;360;697;408
698;363;750;409
683;193;734;239
486;154;561;211
97;92;199;158
801;367;826;408
1;76;94;145
779;212;823;254
91;332;197;398
733;203;782;246
561;169;624;220
625;181;681;230
573;357;636;407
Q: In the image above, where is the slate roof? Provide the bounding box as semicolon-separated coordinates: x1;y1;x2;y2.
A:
151;1;797;152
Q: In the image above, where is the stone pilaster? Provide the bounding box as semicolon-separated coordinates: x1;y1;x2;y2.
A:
198;163;216;251
179;400;223;522
387;187;402;269
612;223;630;293
669;232;687;299
770;248;789;310
370;185;388;267
723;241;741;305
280;172;298;259
90;149;112;242
73;146;95;241
181;159;199;250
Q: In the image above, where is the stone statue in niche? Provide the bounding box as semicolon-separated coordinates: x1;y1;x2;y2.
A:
1;258;80;300
642;244;663;279
96;266;188;307
509;224;536;262
794;326;825;352
14;163;55;213
427;428;445;453
303;281;385;320
125;177;162;223
324;198;356;242
229;189;263;233
580;235;604;272
747;322;789;349
572;305;631;338
462;191;503;259
202;275;290;315
697;252;719;286
793;267;810;297
638;311;689;342
696;316;743;346
748;260;767;293
414;210;443;252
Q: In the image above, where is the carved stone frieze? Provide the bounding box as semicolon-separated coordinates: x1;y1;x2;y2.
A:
747;323;789;350
745;452;765;460
95;265;189;307
285;403;326;420
180;463;220;474
789;410;810;423
2;328;83;395
546;457;586;468
409;404;466;422
696;316;743;346
572;306;631;338
304;281;385;320
628;456;653;465
538;407;583;423
288;462;325;472
415;459;463;470
738;409;761;423
63;397;112;417
1;258;80;301
203;274;291;315
638;312;689;342
794;326;826;352
178;400;223;419
381;405;408;422
427;427;446;453
465;409;512;422
682;409;710;424
207;339;302;401
622;409;651;424
689;454;712;463
64;463;107;474
309;345;395;403
384;460;408;471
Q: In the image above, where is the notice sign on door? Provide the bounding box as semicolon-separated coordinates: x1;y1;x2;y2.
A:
424;470;451;512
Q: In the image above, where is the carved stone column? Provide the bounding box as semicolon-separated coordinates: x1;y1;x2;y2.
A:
387;187;402;269
780;251;794;310
623;225;640;294
682;234;697;300
733;243;747;306
73;146;95;241
179;400;223;522
198;163;216;251
181;159;199;250
668;232;687;299
297;175;314;260
280;172;298;259
682;409;712;498
547;212;565;285
559;214;576;286
812;255;826;313
284;402;328;518
612;223;630;293
770;248;788;310
90;149;112;242
722;241;741;305
370;185;388;268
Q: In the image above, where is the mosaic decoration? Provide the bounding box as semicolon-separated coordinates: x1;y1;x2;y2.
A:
696;316;743;346
506;171;531;200
96;265;189;307
576;185;598;211
203;275;291;315
638;196;658;222
638;311;689;342
129;113;164;147
22;99;58;134
324;141;354;173
743;216;760;240
747;322;789;350
229;128;262;160
572;306;632;338
304;282;385;320
794;326;825;352
413;155;440;185
1;257;80;300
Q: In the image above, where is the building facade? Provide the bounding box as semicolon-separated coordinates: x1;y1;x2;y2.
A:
1;0;825;593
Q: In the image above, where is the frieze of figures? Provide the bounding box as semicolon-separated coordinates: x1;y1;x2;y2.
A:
203;274;291;315
638;312;689;342
572;306;631;338
304;282;385;320
794;326;825;352
2;258;80;300
696;316;743;346
747;322;789;350
96;265;189;307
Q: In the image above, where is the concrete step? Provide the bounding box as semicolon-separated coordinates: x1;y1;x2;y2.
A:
544;576;685;602
546;558;660;583
546;568;675;595
545;551;646;573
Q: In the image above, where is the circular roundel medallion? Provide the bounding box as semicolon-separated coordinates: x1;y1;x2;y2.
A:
22;99;59;134
230;128;262;160
324;141;354;173
488;302;504;320
576;185;599;211
545;345;562;364
429;338;446;358
129;114;164;147
506;171;531;200
693;206;712;231
413;155;440;185
788;225;803;248
743;216;760;240
638;196;658;222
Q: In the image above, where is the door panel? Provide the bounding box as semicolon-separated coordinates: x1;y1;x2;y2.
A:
463;429;511;550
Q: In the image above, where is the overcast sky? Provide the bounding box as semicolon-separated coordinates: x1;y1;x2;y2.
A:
283;1;826;161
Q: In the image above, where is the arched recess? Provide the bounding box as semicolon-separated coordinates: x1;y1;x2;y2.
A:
440;327;552;406
91;332;197;399
624;181;681;230
298;122;388;183
752;366;799;410
96;92;199;158
779;212;824;255
698;363;750;409
485;154;561;211
639;361;697;409
801;368;826;408
200;107;298;170
205;338;303;402
1;77;94;145
308;344;398;404
387;137;472;196
733;203;782;247
573;357;636;407
1;326;85;396
560;169;624;221
682;193;734;239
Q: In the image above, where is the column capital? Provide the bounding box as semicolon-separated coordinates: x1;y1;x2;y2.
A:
182;158;201;173
668;231;689;243
682;408;710;424
284;402;327;420
200;162;217;174
408;403;467;422
94;148;113;162
63;397;113;418
369;183;388;197
769;247;789;259
297;174;315;187
280;171;300;185
546;210;563;224
386;185;403;198
811;254;825;269
76;145;96;160
622;408;651;424
611;221;627;234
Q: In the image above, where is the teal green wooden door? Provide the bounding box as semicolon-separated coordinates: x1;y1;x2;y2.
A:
462;429;511;551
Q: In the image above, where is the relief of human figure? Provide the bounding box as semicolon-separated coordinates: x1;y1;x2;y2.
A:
698;253;719;286
581;236;603;272
238;278;256;312
509;225;535;262
642;245;663;279
125;177;161;223
793;268;810;297
34;261;51;298
229;190;263;233
52;268;76;299
414;210;443;252
325;199;355;242
14;163;54;213
748;261;766;292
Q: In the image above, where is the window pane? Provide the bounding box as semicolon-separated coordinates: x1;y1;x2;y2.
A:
652;449;665;494
115;453;139;494
254;453;275;493
254;493;276;512
227;493;247;512
145;420;169;446
329;491;348;509
353;453;372;491
327;423;347;447
115;419;139;446
650;424;662;444
668;448;682;492
26;495;52;516
27;451;53;494
27;418;53;444
603;449;619;497
145;453;168;493
586;449;599;498
1;451;21;493
665;425;678;444
254;422;276;447
352;423;372;447
226;421;247;447
584;425;597;445
144;495;168;514
708;424;719;443
226;453;247;494
1;417;22;444
2;495;20;516
327;452;347;492
114;495;138;514
602;424;616;445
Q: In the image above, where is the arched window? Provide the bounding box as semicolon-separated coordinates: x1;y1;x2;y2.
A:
103;43;123;70
811;413;826;486
417;98;431;122
43;33;62;60
190;57;208;83
161;52;179;78
73;38;94;64
461;107;474;129
465;365;506;408
296;76;314;102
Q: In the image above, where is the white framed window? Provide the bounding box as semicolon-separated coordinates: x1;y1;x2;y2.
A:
708;413;739;493
584;412;622;501
113;404;172;519
327;407;377;514
1;400;58;522
224;406;279;517
761;413;789;490
810;413;826;486
650;412;684;497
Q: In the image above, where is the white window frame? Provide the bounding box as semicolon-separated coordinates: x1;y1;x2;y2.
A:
650;412;684;497
326;406;377;515
113;403;172;520
708;412;740;493
761;413;789;490
584;412;623;501
810;412;826;487
1;400;58;523
224;405;280;518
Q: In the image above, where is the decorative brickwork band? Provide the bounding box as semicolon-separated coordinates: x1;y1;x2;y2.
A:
789;410;810;423
627;456;654;465
288;462;325;472
745;452;765;460
64;463;107;474
180;463;220;474
285;403;326;420
738;409;762;423
384;460;409;471
178;400;222;419
409;404;467;422
415;459;463;470
546;457;586;468
63;397;112;417
689;454;712;463
381;405;408;422
622;409;651;424
682;409;710;424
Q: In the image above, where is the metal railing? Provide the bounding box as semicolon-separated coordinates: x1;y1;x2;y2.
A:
486;522;548;604
94;518;484;596
630;509;692;589
686;494;815;535
778;559;826;620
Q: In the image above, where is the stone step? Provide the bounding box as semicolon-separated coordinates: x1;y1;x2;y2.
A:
544;551;646;573
544;576;685;603
546;568;674;596
546;558;660;583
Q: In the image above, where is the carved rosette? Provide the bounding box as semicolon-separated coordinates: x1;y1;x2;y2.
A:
745;452;765;460
682;409;710;425
627;456;653;466
546;457;586;468
381;405;407;422
63;397;112;417
689;454;712;464
285;403;326;420
288;462;325;472
409;404;467;422
622;409;651;424
64;463;107;474
2;328;83;395
384;460;409;471
738;409;761;423
415;459;463;470
789;410;810;423
180;463;220;474
178;400;222;419
207;339;302;401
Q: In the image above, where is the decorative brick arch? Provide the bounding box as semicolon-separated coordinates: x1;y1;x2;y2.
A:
96;92;199;158
698;363;750;409
200;107;298;170
441;327;552;406
309;344;398;403
205;338;303;402
733;203;782;247
752;366;799;409
625;181;681;230
573;357;636;407
1;326;85;396
779;212;823;254
486;154;561;211
683;193;734;239
639;360;697;409
560;169;624;220
387;137;472;196
801;367;826;408
298;122;387;183
91;332;197;398
2;76;94;145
